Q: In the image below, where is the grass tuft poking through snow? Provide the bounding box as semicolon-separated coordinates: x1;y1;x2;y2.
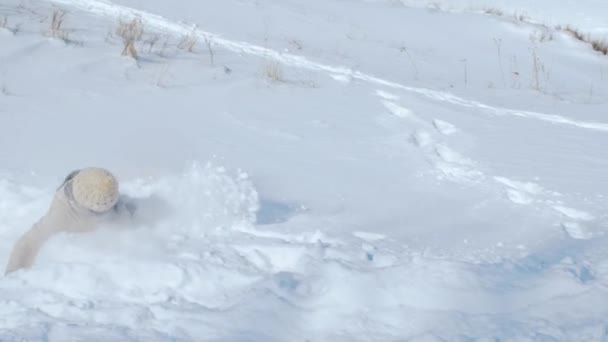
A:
48;8;71;42
263;60;284;82
557;25;608;55
116;17;144;59
591;39;608;55
177;29;198;53
479;5;608;58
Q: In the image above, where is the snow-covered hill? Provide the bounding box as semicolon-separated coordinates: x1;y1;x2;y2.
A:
0;0;607;340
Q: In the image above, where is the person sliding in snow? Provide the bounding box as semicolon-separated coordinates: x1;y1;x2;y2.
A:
5;167;135;274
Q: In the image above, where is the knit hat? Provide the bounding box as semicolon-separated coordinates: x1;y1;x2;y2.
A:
70;167;119;213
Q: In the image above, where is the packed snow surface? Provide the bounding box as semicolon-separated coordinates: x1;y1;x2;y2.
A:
0;0;607;340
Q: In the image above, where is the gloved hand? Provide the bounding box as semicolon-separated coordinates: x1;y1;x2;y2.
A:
114;196;137;218
124;201;137;217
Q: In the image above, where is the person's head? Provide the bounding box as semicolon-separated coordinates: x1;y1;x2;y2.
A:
69;167;119;213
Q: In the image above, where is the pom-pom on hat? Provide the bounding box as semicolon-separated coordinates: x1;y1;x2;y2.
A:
70;167;119;213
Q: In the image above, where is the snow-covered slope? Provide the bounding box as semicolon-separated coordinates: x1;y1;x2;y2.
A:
0;0;607;340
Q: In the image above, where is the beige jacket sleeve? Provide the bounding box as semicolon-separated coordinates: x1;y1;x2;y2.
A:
4;188;98;275
4;184;136;275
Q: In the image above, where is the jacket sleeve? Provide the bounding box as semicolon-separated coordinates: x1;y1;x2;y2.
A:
5;194;68;274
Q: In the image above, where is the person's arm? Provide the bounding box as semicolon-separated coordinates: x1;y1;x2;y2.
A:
5;194;68;275
5;218;57;274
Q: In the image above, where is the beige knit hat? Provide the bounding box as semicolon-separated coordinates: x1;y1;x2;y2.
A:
71;167;119;213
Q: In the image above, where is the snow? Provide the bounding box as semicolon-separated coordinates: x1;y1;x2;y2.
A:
0;0;607;340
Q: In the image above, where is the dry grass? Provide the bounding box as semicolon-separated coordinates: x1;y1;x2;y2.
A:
399;46;419;80
49;9;69;41
288;39;303;51
50;9;65;34
142;34;172;58
177;30;216;65
557;25;608;55
264;61;284;82
0;16;19;35
531;48;542;91
203;35;215;66
529;29;553;43
478;5;607;59
178;31;198;53
529;47;551;92
493;38;506;87
483;7;504;16
116;18;144;59
591;39;608;55
513;11;530;23
560;25;586;42
144;34;160;53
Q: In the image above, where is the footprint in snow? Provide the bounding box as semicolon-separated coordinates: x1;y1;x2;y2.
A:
494;177;544;195
494;177;598;236
409;130;434;148
553;205;596;222
374;89;486;185
434;144;475;166
561;222;593;240
331;74;351;83
375;90;400;101
504;189;534;205
381;100;414;119
432;119;458;135
494;176;543;205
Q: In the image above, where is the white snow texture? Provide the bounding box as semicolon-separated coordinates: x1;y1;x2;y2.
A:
0;0;608;340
